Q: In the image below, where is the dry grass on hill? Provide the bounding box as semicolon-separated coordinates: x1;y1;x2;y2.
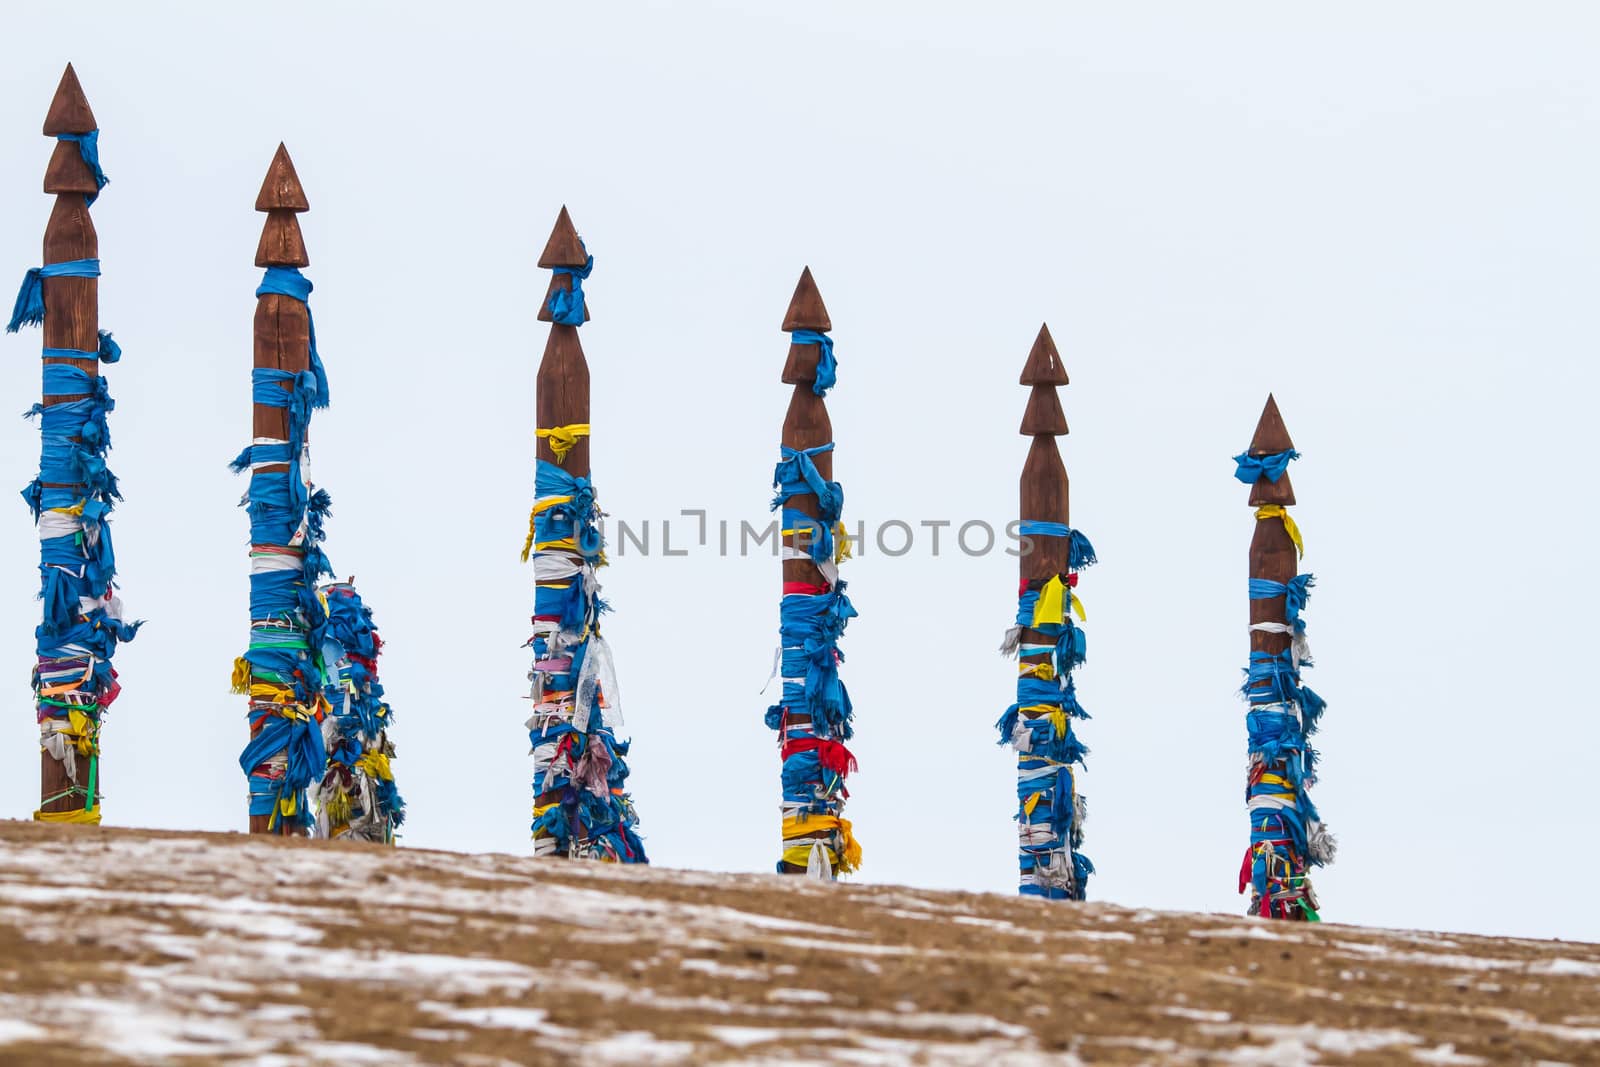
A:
0;821;1594;1065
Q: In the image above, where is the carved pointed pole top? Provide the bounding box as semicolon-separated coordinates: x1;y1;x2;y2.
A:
1248;393;1295;455
42;63;96;135
536;206;591;324
1019;323;1069;386
1247;393;1296;506
1019;322;1069;437
781;267;831;332
255;145;309;268
256;144;310;212
538;206;589;268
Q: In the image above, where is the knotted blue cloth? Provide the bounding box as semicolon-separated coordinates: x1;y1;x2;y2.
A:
43;329;120;365
1233;449;1299;484
534;460;603;562
1018;522;1097;569
768;583;858;739
56;130;109;204
1243;650;1326;726
1249;574;1315;632
240;712;327;824
255;268;330;408
8;259;100;333
772;444;843;520
790;330;836;397
548;251;593;326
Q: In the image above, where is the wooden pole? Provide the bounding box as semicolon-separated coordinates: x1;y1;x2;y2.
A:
243;145;315;836
26;65;136;823
770;268;861;879
525;208;647;863
1239;394;1333;919
1003;324;1094;899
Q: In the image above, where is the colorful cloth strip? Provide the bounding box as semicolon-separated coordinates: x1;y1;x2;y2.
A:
11;197;137;823
1236;448;1335;920
998;525;1097;900
524;250;647;864
312;582;404;842
231;269;335;832
767;430;860;879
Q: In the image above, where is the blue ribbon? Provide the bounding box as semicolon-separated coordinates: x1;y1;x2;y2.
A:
1233;449;1299;484
255;268;330;408
240;713;327;825
8;259;100;333
56;130;109;204
534;461;603;562
790;330;836;397
772;444;843;520
1242;650;1326;725
1248;573;1315;632
770;583;858;739
548;251;593;326
1018;522;1097;570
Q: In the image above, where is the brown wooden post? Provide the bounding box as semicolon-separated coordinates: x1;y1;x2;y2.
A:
1238;394;1333;919
525;208;647;862
22;65;135;823
243;145;313;836
769;267;861;879
1002;324;1095;899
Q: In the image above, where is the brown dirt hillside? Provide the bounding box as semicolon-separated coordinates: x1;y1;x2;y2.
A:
0;821;1594;1065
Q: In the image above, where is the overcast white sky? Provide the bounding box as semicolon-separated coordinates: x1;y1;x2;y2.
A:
2;2;1596;943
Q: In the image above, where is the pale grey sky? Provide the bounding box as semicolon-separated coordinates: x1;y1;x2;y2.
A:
2;2;1596;941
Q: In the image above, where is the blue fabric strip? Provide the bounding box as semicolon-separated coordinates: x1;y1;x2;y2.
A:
8;259;101;333
1233;449;1299;484
548;249;593;326
56;131;109;204
255;268;330;408
790;330;836;397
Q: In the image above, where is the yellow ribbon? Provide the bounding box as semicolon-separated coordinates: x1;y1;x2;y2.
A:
1032;576;1067;627
835;522;853;564
780;814;862;874
1015;703;1071;738
230;657;253;695
1026;576;1087;625
1255;505;1304;558
537;424;590;464
534;537;579;554
1018;661;1055;681
323;789;352;828
356;750;394;782
33;805;100;825
522;494;575;561
55;709;98;756
780;844;830;868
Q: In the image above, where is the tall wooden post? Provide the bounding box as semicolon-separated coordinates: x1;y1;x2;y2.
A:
524;207;646;863
1237;395;1334;919
233;145;331;835
10;65;138;824
999;325;1095;899
767;268;861;879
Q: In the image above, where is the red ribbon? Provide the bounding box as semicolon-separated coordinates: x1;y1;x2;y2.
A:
783;581;831;595
781;737;858;776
